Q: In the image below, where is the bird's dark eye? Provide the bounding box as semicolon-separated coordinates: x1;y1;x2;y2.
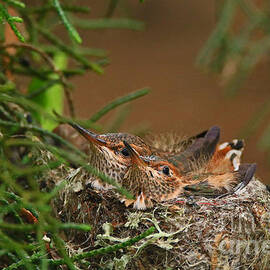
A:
162;166;170;176
121;148;129;157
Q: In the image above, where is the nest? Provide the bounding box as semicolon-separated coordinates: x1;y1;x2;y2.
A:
42;156;270;270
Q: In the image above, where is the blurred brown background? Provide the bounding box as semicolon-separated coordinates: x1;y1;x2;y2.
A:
69;1;270;183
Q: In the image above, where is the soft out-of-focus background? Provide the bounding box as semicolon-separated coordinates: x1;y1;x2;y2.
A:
69;1;270;183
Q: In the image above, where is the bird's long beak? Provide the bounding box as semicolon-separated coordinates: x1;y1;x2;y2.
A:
123;141;147;167
70;123;107;146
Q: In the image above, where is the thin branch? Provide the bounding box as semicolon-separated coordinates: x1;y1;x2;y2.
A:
0;43;66;85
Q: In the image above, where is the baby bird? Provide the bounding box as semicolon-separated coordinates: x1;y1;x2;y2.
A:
67;123;153;189
121;142;183;209
121;141;256;209
53;123;208;186
54;123;254;203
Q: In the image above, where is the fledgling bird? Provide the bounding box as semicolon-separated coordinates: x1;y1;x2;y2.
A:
54;123;250;201
121;141;256;209
66;123;153;189
53;123;212;188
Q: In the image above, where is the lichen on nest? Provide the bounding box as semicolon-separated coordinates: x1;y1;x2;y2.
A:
43;155;270;270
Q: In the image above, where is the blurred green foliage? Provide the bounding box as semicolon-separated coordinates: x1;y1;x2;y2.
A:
28;52;67;131
197;0;270;154
0;1;152;269
197;0;270;94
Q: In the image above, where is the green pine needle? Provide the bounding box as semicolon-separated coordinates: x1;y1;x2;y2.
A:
3;227;155;269
0;4;25;42
88;88;151;123
196;0;236;67
73;17;144;31
50;226;155;265
53;0;82;44
2;0;25;9
7;16;23;23
37;26;103;73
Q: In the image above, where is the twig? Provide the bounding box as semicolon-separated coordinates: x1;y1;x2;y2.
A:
0;43;66;85
64;86;75;118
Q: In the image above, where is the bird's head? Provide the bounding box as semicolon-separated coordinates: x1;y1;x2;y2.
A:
123;141;183;209
70;123;152;181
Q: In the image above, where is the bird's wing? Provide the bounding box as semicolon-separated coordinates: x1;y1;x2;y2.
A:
183;163;256;198
168;126;220;172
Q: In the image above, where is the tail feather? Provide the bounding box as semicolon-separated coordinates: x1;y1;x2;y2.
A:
216;163;256;199
186;126;220;160
234;163;257;193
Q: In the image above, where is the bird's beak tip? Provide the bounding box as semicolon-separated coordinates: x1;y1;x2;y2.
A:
70;122;107;146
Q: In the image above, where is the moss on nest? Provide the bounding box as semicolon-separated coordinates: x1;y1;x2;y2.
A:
43;150;270;270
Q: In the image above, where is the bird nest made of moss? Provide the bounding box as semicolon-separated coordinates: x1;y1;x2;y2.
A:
41;152;270;270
